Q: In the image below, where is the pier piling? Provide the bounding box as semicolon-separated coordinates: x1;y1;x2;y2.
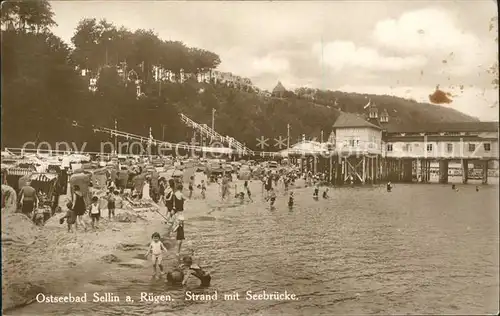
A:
482;160;489;185
439;160;449;184
461;159;469;184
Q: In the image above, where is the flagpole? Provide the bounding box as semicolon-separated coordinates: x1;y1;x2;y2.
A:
287;123;290;149
114;119;117;155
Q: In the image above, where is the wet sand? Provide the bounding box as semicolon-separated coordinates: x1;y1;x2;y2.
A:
1;179;268;312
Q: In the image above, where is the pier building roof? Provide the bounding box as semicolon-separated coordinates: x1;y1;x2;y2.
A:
332;112;382;130
383;121;498;134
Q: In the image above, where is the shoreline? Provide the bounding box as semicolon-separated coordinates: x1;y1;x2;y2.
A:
1;180;265;313
1;205;166;312
3;179;496;313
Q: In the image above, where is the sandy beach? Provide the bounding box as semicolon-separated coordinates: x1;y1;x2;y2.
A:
1;179;269;312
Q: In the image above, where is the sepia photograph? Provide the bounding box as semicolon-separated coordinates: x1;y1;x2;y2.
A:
1;0;499;315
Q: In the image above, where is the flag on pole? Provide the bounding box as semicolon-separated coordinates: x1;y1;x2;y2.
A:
363;99;371;109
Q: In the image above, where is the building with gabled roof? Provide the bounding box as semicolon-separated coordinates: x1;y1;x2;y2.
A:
272;81;287;98
333;112;382;130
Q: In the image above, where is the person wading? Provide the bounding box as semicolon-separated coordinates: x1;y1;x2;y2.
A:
172;184;186;257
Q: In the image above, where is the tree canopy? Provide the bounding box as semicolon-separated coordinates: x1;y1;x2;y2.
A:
1;1;479;152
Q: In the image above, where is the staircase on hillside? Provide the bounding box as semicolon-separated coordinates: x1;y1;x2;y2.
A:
179;113;253;155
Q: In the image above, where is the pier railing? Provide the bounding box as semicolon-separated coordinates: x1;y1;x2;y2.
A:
179;113;254;155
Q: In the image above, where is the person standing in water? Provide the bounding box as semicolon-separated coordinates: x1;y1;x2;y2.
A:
144;232;168;278
173;212;185;258
269;187;277;209
172;184;185;256
200;180;207;199
221;175;229;200
188;176;194;199
244;180;253;202
288;191;294;210
165;179;175;219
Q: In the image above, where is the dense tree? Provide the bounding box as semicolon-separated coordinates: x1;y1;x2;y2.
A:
1;0;56;33
1;4;479;152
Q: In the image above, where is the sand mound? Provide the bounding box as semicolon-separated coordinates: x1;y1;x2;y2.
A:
117;242;145;251
118;258;147;269
115;211;140;222
101;254;120;263
1;213;40;246
1;185;18;214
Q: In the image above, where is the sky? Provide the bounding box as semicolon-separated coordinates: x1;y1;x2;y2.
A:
49;1;499;121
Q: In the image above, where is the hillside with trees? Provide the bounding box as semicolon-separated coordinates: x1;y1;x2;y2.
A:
1;1;482;152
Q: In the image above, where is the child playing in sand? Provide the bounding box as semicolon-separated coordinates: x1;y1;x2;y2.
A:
313;184;319;199
322;188;329;199
238;191;245;204
88;196;101;230
59;201;77;232
145;232;168;277
179;254;211;287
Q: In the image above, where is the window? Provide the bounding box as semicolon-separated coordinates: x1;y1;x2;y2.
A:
468;143;476;152
484;143;491;151
387;144;393;151
403;143;411;152
349;139;355;147
426;144;433;152
446;143;453;153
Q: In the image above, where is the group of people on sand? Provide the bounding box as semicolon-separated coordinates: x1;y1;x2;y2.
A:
60;185;103;232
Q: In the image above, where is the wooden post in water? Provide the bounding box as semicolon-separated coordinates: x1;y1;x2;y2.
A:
336;156;343;185
420;159;424;183
372;157;375;184
423;160;426;182
383;158;389;181
438;160;448;184
427;160;432;183
387;159;391;181
482;160;489;184
361;155;366;184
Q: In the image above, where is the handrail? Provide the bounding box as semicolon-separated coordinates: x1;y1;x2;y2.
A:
179;113;254;155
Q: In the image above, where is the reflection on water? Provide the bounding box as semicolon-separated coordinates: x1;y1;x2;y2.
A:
9;184;499;315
